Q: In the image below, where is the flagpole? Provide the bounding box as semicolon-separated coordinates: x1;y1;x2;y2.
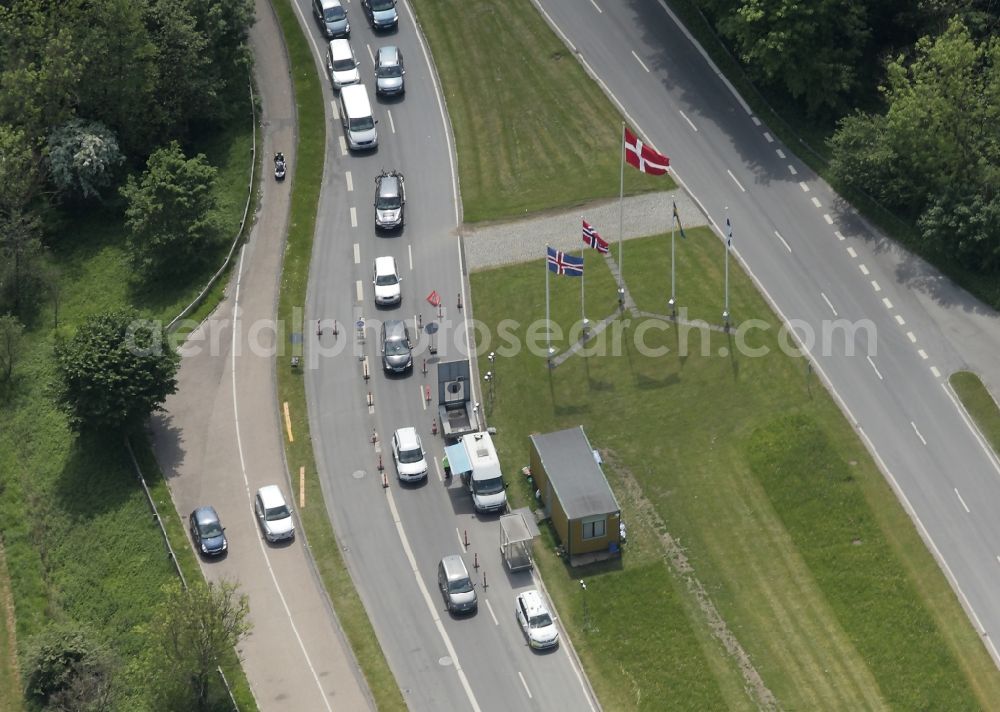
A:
546;244;554;357
581;240;588;333
723;211;731;329
669;220;676;317
618;121;625;309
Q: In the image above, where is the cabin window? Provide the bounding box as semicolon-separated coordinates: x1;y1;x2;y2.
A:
581;516;606;540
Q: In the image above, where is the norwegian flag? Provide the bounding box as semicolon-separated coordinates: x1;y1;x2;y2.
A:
582;220;609;254
546;246;584;277
624;127;669;175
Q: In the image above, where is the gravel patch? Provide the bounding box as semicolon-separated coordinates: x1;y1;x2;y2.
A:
462;191;707;271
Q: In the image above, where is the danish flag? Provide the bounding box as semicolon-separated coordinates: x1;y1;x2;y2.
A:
624;127;669;175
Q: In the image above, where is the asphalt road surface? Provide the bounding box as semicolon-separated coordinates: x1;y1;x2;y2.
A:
294;0;599;709
533;0;1000;665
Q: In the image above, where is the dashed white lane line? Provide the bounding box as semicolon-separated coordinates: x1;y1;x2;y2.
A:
485;599;499;626
774;230;791;252
823;214;834;225
871;280;881;292
847;246;857;258
353;243;360;264
339;136;347;156
330;100;339;120
776;148;785;158
679;110;698;131
726;169;746;192
631;50;650;73
918;349;929;360
788;165;797;175
366;43;375;65
859;264;870;275
931;366;941;378
350;206;357;227
388;109;396;134
820;292;837;316
455;526;464;548
763;131;774;143
911;421;927;445
408;243;413;270
346;171;353;192
588;0;602;12
811;197;822;207
835;230;845;241
882;297;893;309
955;488;971;513
799;181;810;192
867;355;883;380
752;116;762;126
518;671;533;700
355;280;363;302
895;314;906;326
907;331;916;342
420;383;428;410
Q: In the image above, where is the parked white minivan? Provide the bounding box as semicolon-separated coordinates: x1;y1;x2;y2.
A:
326;39;359;90
339;84;378;150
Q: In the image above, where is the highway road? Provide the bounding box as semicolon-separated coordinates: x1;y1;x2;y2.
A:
532;0;1000;666
294;0;598;709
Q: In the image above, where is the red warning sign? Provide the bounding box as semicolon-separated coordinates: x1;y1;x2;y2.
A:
426;290;441;307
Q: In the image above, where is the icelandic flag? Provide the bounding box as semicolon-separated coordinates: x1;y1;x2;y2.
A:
582;220;609;254
546;246;584;276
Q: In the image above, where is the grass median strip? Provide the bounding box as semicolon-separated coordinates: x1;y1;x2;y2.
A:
950;371;1000;454
470;232;1000;709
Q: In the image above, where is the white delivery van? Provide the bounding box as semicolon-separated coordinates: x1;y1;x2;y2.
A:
326;39;359;90
459;432;508;514
339;83;378;150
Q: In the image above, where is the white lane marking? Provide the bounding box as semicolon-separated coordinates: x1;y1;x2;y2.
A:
752;116;762;126
835;230;845;241
763;132;774;143
799;181;810;192
911;421;927;445
353;243;360;264
631;50;650;73
895;314;906;326
866;355;883;380
485;599;499;626
679;110;698;131
882;297;893;309
726;169;746;192
229;248;335;712
776;148;785;158
339;136;347;156
872;280;881;292
356;280;363;302
408;243;413;270
366;43;375;66
859;264;870;275
931;365;941;378
330;100;339;120
824;214;834;225
820;292;837;316
811;197;822;207
384;486;483;711
388;109;396;134
847;246;857;258
788;165;797;175
955;488;970;513
918;349;928;360
518;671;533;699
346;171;353;192
455;526;464;547
350;206;357;227
420;383;428;410
907;331;916;343
774;230;791;252
588;0;602;12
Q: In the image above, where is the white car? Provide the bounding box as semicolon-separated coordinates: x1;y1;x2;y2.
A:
392;427;427;482
515;590;559;649
373;255;401;306
254;485;295;542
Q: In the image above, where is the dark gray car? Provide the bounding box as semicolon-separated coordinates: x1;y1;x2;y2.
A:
362;0;398;30
374;170;405;230
189;506;228;556
381;319;412;373
313;0;350;38
375;45;405;96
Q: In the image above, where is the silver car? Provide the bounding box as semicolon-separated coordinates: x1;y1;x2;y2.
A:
375;46;405;96
254;485;295;542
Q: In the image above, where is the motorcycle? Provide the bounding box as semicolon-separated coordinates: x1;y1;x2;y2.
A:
274;152;286;181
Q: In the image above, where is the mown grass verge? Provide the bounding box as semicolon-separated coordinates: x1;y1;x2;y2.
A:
269;1;405;709
951;372;1000;453
0;109;257;710
410;0;673;222
469;231;1000;709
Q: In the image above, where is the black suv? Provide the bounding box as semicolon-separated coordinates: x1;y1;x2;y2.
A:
374;170;405;231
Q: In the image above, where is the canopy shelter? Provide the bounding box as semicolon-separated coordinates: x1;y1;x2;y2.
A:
500;509;539;572
444;442;472;476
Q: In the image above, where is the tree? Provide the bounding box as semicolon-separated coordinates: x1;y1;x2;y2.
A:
150;580;251;711
0;207;45;318
0;124;40;214
0;313;24;384
121;141;219;280
23;623;116;712
54;308;178;432
47;119;124;201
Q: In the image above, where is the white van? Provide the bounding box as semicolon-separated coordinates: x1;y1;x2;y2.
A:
460;432;508;514
339;83;378;150
326;39;359;90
